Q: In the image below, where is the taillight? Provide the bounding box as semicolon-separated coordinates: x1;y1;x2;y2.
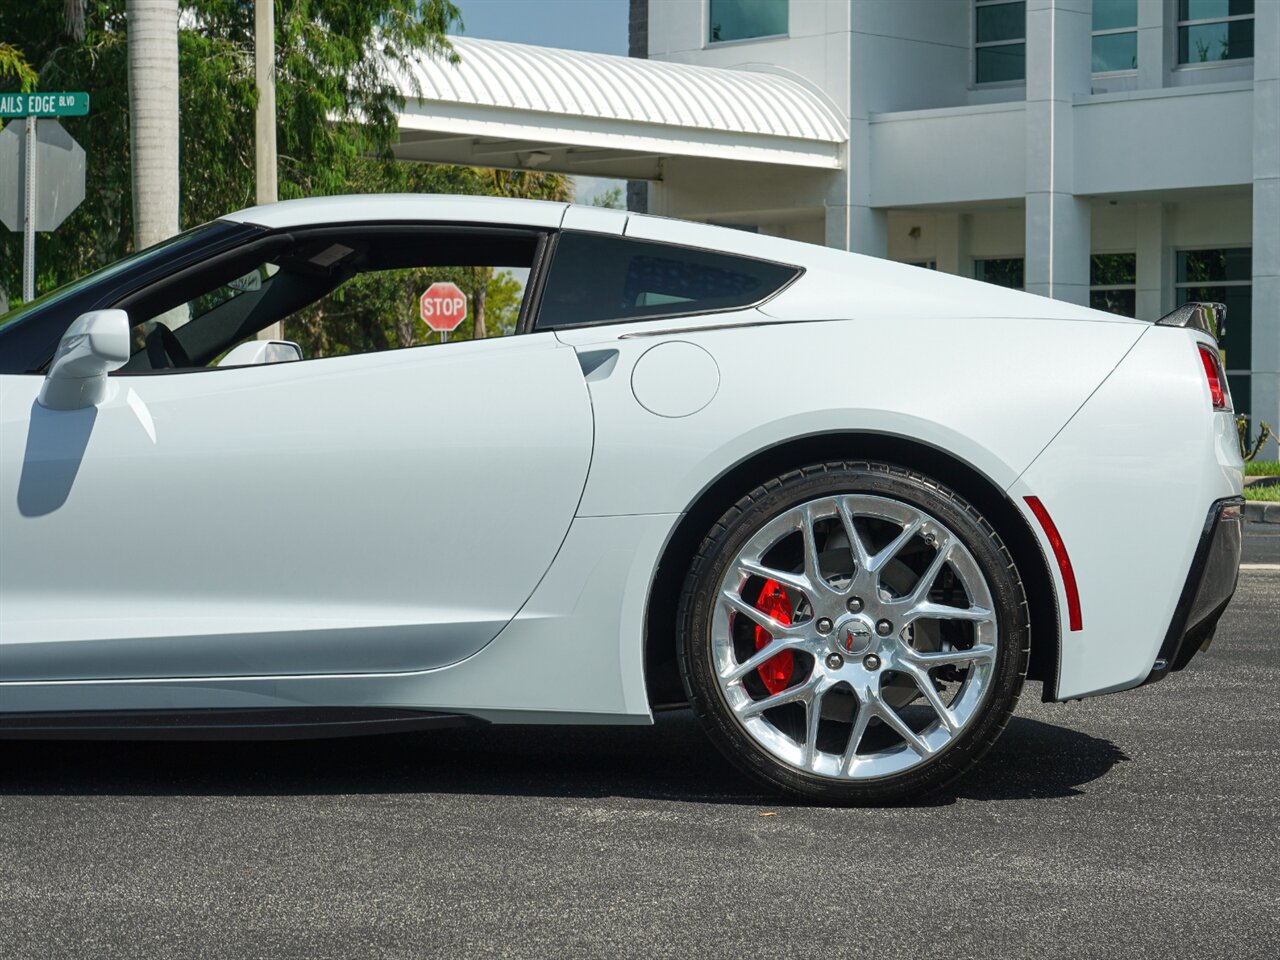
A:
1197;344;1229;411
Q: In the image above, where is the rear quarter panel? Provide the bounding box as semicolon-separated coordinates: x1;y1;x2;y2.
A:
542;310;1147;718
1011;326;1244;699
557;313;1146;519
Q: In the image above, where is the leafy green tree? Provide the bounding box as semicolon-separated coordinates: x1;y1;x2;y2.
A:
287;263;526;360
0;0;464;298
1;0;573;356
590;185;624;209
0;43;37;91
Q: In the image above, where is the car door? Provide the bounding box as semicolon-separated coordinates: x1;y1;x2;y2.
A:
0;287;593;683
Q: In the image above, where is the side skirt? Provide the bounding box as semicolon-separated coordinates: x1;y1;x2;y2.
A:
0;707;484;741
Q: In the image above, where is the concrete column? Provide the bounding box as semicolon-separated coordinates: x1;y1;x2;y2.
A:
824;144;853;249
1134;202;1169;321
934;213;972;277
1252;0;1280;455
828;21;886;256
1136;0;1167;90
1025;0;1092;305
824;142;885;255
626;0;650;213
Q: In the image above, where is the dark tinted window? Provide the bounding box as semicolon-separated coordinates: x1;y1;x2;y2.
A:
536;233;799;329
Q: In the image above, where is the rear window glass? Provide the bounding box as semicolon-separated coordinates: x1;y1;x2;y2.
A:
535;233;799;329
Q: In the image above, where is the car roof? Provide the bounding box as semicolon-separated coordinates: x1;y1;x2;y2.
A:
220;194;1133;327
220;194;822;267
221;194;570;231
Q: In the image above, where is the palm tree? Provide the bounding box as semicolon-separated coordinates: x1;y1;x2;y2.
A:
63;1;86;43
126;0;179;251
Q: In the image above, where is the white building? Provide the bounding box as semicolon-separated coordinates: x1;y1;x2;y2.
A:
394;0;1277;450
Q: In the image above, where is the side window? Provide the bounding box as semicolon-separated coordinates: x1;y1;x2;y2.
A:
118;227;541;371
535;233;799;330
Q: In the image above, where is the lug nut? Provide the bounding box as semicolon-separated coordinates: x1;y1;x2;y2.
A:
875;619;894;636
825;653;844;670
846;597;864;614
816;617;833;635
863;653;882;670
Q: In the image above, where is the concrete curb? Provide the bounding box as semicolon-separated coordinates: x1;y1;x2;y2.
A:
1244;501;1280;523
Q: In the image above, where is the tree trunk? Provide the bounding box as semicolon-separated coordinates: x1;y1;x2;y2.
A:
472;267;488;341
127;0;180;252
64;1;86;43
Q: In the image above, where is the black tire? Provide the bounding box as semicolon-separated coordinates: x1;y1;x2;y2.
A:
677;461;1029;804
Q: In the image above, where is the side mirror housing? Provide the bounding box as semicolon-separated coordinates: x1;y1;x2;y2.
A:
216;339;304;367
38;309;131;410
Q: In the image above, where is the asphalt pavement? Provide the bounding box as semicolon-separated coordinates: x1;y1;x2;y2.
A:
0;562;1276;958
1243;519;1280;564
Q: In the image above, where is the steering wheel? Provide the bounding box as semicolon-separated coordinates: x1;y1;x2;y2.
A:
143;323;193;369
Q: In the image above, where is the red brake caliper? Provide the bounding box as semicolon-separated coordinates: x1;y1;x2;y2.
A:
753;579;795;695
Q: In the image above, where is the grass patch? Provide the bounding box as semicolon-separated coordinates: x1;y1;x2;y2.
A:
1245;460;1280;476
1244;483;1280;502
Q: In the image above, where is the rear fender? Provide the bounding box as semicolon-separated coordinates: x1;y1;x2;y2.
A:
557;314;1146;519
1011;326;1244;700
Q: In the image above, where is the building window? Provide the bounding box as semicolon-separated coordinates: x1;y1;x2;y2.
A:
1093;0;1138;73
709;0;787;44
907;261;937;270
974;258;1024;289
1176;247;1252;415
1177;0;1254;64
975;1;1025;83
1090;253;1137;316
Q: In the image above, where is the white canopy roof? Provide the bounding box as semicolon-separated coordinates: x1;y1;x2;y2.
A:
390;37;847;178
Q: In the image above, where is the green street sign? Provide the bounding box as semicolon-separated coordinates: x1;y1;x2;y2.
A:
0;92;90;118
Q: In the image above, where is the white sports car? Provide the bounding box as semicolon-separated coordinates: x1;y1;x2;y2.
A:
0;196;1244;803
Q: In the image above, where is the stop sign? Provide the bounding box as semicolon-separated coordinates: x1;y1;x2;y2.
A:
420;282;467;332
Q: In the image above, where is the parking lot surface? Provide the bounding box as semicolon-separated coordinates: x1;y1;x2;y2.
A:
1243;519;1279;564
1;567;1276;959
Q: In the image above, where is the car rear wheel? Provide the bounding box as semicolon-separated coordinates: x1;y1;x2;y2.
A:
677;461;1029;804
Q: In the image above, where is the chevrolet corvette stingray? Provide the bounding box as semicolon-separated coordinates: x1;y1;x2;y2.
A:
0;195;1244;803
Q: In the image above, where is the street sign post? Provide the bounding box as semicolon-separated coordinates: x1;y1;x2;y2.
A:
420;282;467;343
0;93;89;303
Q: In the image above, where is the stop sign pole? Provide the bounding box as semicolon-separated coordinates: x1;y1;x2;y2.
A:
21;114;34;303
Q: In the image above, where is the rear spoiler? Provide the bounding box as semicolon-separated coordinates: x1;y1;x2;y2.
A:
1156;301;1224;341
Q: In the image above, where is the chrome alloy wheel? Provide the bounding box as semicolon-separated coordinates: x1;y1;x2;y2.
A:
711;494;999;781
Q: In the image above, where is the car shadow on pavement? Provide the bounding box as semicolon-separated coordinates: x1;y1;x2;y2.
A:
0;709;1127;806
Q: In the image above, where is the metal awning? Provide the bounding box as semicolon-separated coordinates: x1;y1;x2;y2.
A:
390;37;847;179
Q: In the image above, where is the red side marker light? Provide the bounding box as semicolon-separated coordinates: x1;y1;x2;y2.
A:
1197;345;1228;411
1024;496;1083;633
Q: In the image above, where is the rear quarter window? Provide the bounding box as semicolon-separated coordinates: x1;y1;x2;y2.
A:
535;233;800;329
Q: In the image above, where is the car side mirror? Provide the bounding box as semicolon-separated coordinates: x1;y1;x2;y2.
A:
216;339;304;367
38;309;131;411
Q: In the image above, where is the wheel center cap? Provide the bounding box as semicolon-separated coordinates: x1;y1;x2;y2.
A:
831;615;875;657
